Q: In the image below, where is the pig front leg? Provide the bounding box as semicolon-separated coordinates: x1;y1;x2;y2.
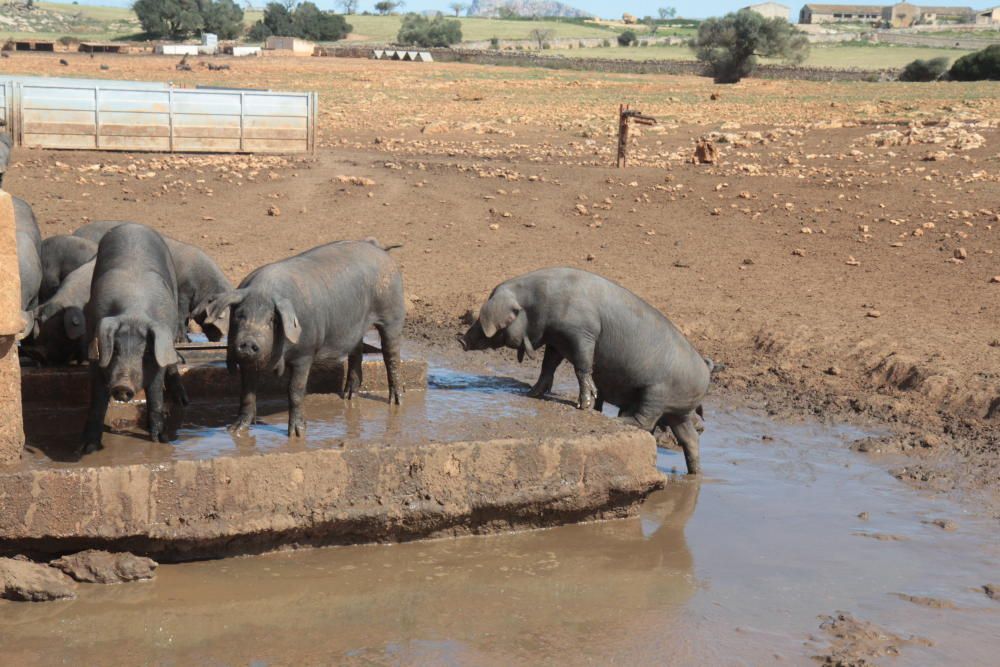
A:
565;337;598;410
228;364;258;433
287;356;313;437
527;345;562;398
146;366;168;443
81;366;110;454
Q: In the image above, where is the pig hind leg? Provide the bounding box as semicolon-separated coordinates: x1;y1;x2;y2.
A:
528;345;562;398
375;320;403;405
344;342;364;400
80;366;110;454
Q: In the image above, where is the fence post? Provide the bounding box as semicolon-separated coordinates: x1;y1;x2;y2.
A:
0;190;24;465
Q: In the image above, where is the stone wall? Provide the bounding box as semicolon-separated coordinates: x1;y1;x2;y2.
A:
871;31;1000;49
320;46;899;82
0;191;24;466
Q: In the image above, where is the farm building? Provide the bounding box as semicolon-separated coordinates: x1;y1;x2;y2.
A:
78;42;131;54
975;6;1000;24
799;3;974;24
264;36;316;56
155;44;200;56
745;3;793;20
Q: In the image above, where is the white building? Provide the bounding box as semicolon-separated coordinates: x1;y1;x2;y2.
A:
745;2;793;20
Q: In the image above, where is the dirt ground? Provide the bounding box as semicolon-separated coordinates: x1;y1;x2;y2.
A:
3;53;999;518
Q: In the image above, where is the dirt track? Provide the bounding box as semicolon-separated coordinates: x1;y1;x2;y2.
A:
2;53;999;514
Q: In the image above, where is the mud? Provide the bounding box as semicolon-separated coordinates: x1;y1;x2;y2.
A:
1;384;997;664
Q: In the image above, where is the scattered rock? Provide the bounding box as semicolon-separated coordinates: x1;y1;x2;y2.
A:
825;366;842;376
990;276;1000;284
983;584;999;601
267;205;280;217
857;511;870;520
866;310;881;318
792;248;806;257
954;247;967;261
574;203;589;215
813;611;931;666
853;531;908;541
50;550;157;584
334;175;376;187
846;256;860;266
892;593;956;609
921;518;956;531
0;557;77;602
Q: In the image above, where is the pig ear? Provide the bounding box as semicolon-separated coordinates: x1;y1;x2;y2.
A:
149;323;179;368
92;316;120;368
274;297;301;345
200;290;246;325
63;307;86;341
479;290;520;338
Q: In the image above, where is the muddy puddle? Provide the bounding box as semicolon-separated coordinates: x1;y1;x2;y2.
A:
4;353;999;665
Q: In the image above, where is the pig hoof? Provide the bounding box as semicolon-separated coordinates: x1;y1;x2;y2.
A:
226;418;253;434
78;440;101;456
527;377;552;398
390;389;402;406
288;419;306;438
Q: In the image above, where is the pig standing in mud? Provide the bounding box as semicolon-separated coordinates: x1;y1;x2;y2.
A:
459;267;711;475
75;221;233;341
198;239;405;437
28;259;94;365
82;224;186;452
38;234;97;302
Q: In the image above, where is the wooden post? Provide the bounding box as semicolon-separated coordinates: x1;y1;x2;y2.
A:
0;191;24;465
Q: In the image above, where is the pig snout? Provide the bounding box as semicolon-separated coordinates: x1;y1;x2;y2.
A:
111;384;135;402
237;339;261;355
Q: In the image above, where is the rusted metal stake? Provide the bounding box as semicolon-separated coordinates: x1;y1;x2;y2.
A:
616;104;657;168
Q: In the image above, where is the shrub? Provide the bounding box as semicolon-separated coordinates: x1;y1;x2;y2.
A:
948;44;1000;81
396;13;462;48
601;38;610;48
692;8;808;84
58;36;81;46
201;0;244;40
898;56;949;82
489;36;499;49
617;29;637;47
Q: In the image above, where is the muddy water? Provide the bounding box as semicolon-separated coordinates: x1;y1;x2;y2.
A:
4;360;1000;665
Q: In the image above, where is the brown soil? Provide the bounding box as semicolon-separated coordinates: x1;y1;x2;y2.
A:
2;53;998;514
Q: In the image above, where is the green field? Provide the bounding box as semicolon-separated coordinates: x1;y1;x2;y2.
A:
549;43;977;70
36;1;135;21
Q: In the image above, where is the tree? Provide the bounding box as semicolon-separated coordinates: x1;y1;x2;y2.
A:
293;2;351;40
948;44;1000;81
642;16;658;35
449;1;466;17
691;9;808;84
374;1;397;15
396;13;462;48
658;7;676;20
200;0;244;39
617;29;637;46
336;0;357;14
529;28;553;49
134;0;205;39
248;1;351;41
898;56;949;82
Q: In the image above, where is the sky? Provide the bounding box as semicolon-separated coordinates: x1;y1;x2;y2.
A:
61;0;989;21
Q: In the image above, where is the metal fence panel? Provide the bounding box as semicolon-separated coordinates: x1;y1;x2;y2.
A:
4;77;315;154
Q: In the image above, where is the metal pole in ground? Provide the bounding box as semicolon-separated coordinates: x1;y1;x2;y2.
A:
0;190;24;465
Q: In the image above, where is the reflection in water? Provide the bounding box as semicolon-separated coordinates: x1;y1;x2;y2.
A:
0;484;701;666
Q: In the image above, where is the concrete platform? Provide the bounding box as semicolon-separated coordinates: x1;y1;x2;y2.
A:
3;370;664;561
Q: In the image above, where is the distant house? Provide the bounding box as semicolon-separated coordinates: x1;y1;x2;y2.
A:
745;3;792;21
976;6;1000;24
155;44;200;56
264;37;316;56
799;3;974;25
799;4;884;23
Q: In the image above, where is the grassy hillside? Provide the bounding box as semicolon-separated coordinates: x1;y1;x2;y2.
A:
549;43;976;70
344;15;620;42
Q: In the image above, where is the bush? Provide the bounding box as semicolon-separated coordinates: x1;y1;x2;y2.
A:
617;29;637;47
948;44;1000;81
58;36;81;46
396;13;462;48
692;8;808;83
489;36;499;49
601;38;610;48
898;56;949;82
249;1;350;42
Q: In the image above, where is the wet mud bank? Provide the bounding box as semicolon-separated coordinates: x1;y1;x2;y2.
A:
2;363;664;562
